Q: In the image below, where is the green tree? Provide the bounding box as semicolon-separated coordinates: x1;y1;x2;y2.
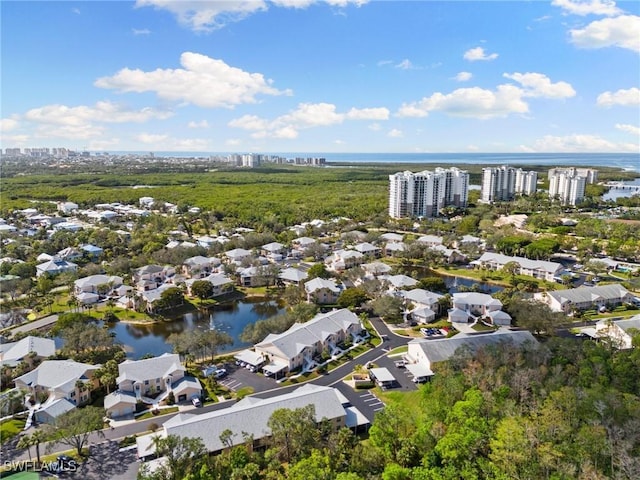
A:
48;406;105;456
370;295;403;324
267;405;319;463
140;434;207;480
417;276;448;294
368;403;416;465
190;280;213;301
337;288;369;309
306;263;330;280
287;449;334;480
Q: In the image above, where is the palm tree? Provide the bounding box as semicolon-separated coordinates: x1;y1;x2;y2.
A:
17;434;34;461
30;429;48;466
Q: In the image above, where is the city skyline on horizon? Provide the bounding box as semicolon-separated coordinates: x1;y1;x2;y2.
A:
2;1;639;154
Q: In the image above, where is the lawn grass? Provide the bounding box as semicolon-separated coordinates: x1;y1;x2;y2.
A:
136;407;179;421
0;418;26;444
374;388;424;418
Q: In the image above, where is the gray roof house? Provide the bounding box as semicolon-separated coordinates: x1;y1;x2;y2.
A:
278;267;308;286
406;330;538;375
449;292;505;323
472;252;563;282
592;315;640;349
534;283;633;313
74;274;123;295
304;277;341;304
255;309;363;373
0;336;56;368
136;384;363;459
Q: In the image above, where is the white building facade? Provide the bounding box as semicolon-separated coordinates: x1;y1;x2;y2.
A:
548;168;597;205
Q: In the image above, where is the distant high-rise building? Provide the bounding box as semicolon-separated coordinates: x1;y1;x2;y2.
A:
241;153;262;168
548;168;592;205
480;166;517;203
515;170;538;196
388;168;469;219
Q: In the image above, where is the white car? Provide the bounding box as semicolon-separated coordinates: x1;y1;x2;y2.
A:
191;396;202;407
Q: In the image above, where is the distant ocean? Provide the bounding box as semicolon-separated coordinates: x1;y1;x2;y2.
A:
116;152;640;173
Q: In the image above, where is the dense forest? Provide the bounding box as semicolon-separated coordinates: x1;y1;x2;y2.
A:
138;336;640;480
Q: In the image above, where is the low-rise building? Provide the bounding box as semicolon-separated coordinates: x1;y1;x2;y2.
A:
472;252;563;282
448;292;511;325
304;277;341;304
534;284;633;314
0;336;56;368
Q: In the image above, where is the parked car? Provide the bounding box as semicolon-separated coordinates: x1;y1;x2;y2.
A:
394;360;406;368
214;368;228;379
191;395;202;407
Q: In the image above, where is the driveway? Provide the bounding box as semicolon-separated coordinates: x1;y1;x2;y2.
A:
64;441;139;480
216;363;280;394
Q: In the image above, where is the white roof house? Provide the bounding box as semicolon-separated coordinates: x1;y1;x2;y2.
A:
354;242;381;255
35;259;78;277
380;274;418;290
472;252;563;282
136;384;354;458
304;277;341;304
417;235;444;246
116;353;185;385
0;336;56;367
407;330;538;374
74;274;123;294
380;232;404;243
534;284;633;313
592;316;640;349
278;267;308;285
255;309;362;371
449;292;506;324
224;248;253;263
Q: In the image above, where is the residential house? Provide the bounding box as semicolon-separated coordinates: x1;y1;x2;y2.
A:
325;249;364;272
354;242;381;258
182;256;220;279
74;274;123;296
401;289;444;324
380;232;404;243
81;244;103;259
361;262;392;278
448;292;510;325
417;235;444;247
380;274;418;292
260;242;285;261
406;330;538;377
430;245;466;264
133;265;176;290
472;252;563;282
0;336;56;368
383;242;407;257
35;259;78;278
534;283;633;314
57;201;78;214
13;360;101;423
224;248;253;265
136;384;367;459
185;273;233;298
278;267;308;287
590;316;640;349
254;309;364;374
292;236;316;251
305;277;341;304
104;353;201;418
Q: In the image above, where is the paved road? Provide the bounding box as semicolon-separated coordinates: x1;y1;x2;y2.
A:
4;317;413;467
7;314;59;334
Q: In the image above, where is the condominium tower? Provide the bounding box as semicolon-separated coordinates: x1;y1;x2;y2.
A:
547;168;596;205
389;168;469;219
481;166;538;203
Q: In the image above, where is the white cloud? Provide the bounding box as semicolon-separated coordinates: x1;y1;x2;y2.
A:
525;134;637;152
134;132;210;150
132;28;151;35
377;60;393;67
334;139;346;145
345;107;389;120
229;102;388;138
570;15;640;52
23;101;172;126
95;52;291;109
597;87;640;107
387;129;403;138
187;120;210;128
454;72;473;82
616;123;640;136
368;123;382;131
463;46;498;61
34;124;105;140
136;0;368;32
226;138;241;147
2;134;29;145
398;85;528;119
1;118;19;131
395;59;413;70
551;0;621;17
503;72;576;98
87;138;121;150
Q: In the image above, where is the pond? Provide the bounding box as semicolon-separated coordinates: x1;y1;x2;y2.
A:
55;298;284;360
441;274;504;295
603;178;640;201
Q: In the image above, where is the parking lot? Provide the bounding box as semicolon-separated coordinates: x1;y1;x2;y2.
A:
214;363;280;394
372;354;420;391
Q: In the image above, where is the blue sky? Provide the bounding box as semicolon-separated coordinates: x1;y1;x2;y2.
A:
1;0;639;153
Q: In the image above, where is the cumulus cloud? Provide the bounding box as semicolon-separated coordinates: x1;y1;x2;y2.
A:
398;72;575;119
387;129;403;138
615;123;640;136
229;102;389;138
136;0;368;32
551;0;621;17
524;134;637;152
95;52;291;109
597;87;640;107
187;120;209;128
368;123;382;131
1;118;19;131
454;72;473;82
34;124;105;140
570;15;640;52
463;47;498;61
23;101;172;126
503;72;576;98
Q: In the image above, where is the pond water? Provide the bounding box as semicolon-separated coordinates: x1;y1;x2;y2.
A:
442;274;504;295
55;298;284;360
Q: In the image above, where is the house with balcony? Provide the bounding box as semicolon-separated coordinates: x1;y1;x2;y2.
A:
13;360;101;424
448;292;511;325
0;336;56;368
380;274;419;292
471;252;563;282
254;309;364;375
182;256;221;278
224;248;253;265
325;249;364;272
104;353;201;418
133;265;176;290
401;288;444;323
260;242;286;261
74;274;123;296
353;242;381;258
278;267;308;287
185;273;233;298
304;277;341;304
35;259;78;278
534;283;633;314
